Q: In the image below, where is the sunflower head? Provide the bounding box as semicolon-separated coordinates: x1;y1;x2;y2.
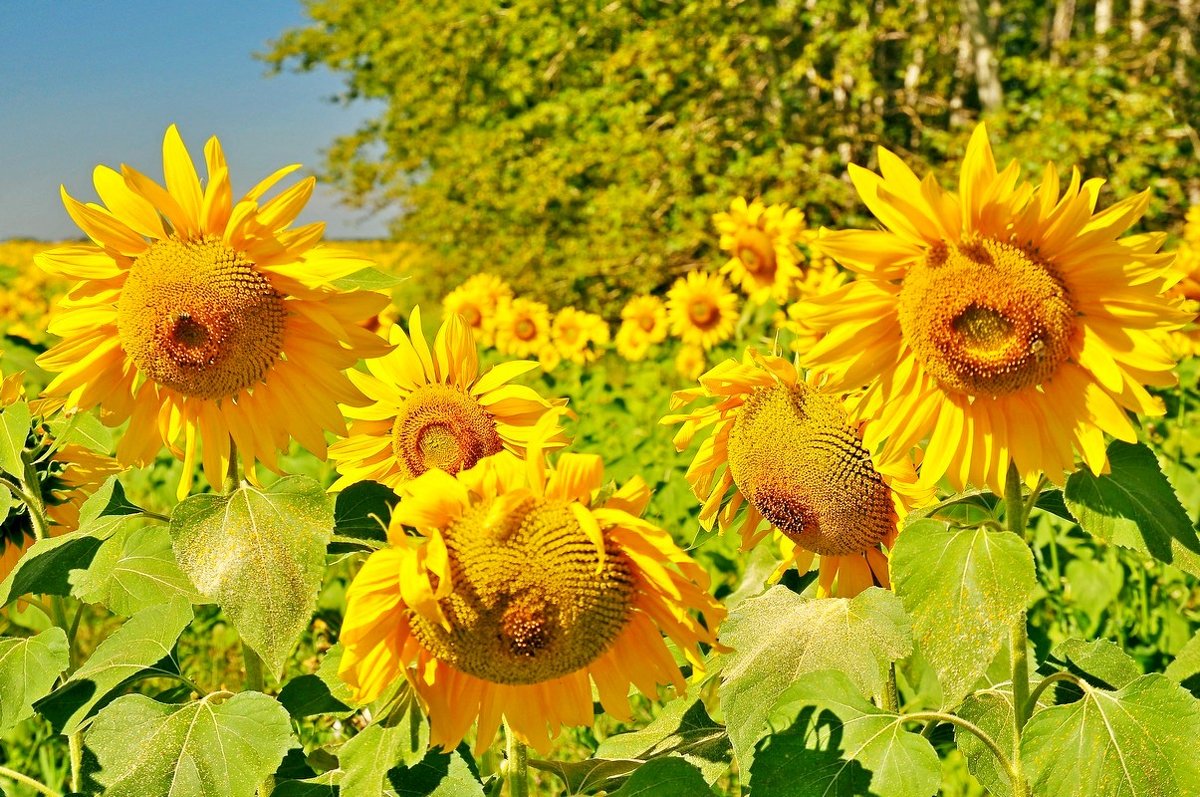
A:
801;123;1190;490
337;450;724;754
1;408;122;581
493;298;552;358
714;197;807;303
620;295;668;343
662;349;931;597
666;271;739;350
443;273;513;347
551;307;610;365
674;344;707;381
35;125;389;497
330;307;568;491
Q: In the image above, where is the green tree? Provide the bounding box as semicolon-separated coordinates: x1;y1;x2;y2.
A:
265;0;1200;312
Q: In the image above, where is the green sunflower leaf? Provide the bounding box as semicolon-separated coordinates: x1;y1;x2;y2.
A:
0;400;30;478
385;743;486;797
341;683;430;795
1052;638;1142;690
1022;674;1200;796
69;524;202;616
0;627;69;730
890;518;1036;707
170;476;334;673
607;758;715;796
717;585;912;780
750;669;940;797
0;529;106;607
34;599;192;734
332;267;408;292
1063;440;1200;576
87;691;295;797
333;480;397;542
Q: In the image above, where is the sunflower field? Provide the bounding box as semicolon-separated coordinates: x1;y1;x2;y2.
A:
3;3;1200;797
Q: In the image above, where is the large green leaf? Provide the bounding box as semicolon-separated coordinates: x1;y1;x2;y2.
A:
341;684;430;796
750;669;940;797
1053;638;1142;690
333;480;396;542
70;524;202;616
1064;440;1200;576
607;758;715;796
386;744;485;797
171;476;334;672
718;586;911;779
1165;629;1200;692
890;518;1036;707
956;673;1050;797
35;599;192;734
87;691;295;797
0;627;68;730
277;674;351;719
533;695;731;793
0;400;30;477
47;410;115;454
1022;674;1200;796
0;530;106;606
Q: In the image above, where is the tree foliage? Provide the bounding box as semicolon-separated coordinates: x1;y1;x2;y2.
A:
265;0;1200;312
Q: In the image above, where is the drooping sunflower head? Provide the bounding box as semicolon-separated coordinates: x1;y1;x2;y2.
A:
662;349;931;597
337;450;724;754
35;125;389;497
443;273;513;347
493;298;552;358
801;123;1191;491
551;307;610;365
0;410;122;581
666;271;739;350
714;197;806;303
330;307;568;491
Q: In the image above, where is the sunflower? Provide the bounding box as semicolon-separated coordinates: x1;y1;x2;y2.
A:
1;413;122;581
34;126;389;498
615;324;653;362
675;344;707;381
337;450;725;754
666;271;739;350
537;344;562;373
329;307;567;491
493;298;552;358
443;273;513;347
714;197;806;303
551;307;609;365
800;124;1190;491
662;350;931;598
620;295;669;343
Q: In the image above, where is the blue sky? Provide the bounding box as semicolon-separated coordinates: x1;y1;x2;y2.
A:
0;1;389;240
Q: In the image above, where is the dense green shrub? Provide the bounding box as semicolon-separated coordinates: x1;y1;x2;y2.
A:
265;0;1200;313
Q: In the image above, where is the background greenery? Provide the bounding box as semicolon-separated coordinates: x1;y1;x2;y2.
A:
264;0;1200;313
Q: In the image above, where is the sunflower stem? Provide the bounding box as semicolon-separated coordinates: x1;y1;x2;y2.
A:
0;764;63;797
242;643;274;797
68;730;83;792
504;721;529;797
0;474;50;541
1003;459;1031;797
883;662;900;712
224;438;241;495
901;712;1019;786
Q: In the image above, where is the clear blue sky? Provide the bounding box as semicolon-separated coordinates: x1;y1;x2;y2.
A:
0;1;390;240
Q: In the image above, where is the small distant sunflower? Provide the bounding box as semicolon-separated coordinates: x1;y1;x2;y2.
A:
329;307;567;491
494;298;552;358
551;307;609;365
675;344;707;381
615;324;653;362
337;450;725;754
1;415;122;581
537;344;562;373
443;273;513;347
620;296;668;343
35;126;389;497
801;124;1190;490
662;350;931;597
715;197;806;304
666;272;738;350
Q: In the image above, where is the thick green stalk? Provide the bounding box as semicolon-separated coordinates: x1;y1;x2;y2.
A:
243;644;274;796
1004;460;1031;797
69;731;84;792
505;722;529;797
